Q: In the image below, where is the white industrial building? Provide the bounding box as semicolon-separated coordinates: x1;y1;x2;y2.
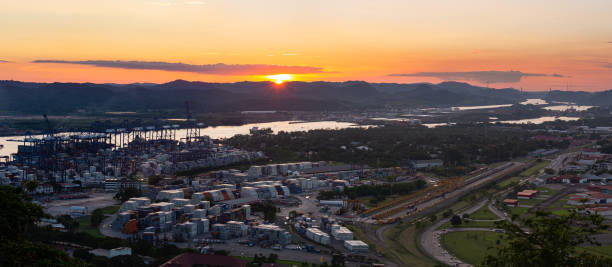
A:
331;225;353;240
157;189;184;200
306;227;330;245
344;240;369;252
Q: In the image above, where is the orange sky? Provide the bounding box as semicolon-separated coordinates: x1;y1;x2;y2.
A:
1;0;611;91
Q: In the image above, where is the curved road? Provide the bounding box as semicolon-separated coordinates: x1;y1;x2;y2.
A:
420;200;491;267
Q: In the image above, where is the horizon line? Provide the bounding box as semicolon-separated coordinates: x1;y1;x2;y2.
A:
1;78;606;93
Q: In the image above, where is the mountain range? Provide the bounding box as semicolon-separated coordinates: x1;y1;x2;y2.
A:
0;80;610;114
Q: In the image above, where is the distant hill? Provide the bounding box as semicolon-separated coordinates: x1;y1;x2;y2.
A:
0;79;610;114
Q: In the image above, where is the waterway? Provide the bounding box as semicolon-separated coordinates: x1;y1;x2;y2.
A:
0;121;369;157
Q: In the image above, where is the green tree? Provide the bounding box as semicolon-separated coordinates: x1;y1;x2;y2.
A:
24;180;39;194
450;215;462;226
90;209;105;228
148;175;163;185
114;187;142;202
442;209;453;218
482;209;611;267
57;214;79;232
0;240;90;267
0;186;89;266
0;186;46;239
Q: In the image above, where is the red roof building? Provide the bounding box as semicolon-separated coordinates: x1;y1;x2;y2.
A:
517;190;538;199
503;199;519;207
588;185;612;194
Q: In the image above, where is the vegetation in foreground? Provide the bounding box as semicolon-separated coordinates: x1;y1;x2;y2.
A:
0;186;89;266
482;209;612;266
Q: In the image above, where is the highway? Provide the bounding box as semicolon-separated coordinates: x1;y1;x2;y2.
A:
370;162;525;222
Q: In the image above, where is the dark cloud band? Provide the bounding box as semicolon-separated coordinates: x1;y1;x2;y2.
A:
32;60;325;75
388;70;564;83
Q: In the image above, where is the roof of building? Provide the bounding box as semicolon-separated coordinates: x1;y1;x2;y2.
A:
503;199;519;204
160;253;247;267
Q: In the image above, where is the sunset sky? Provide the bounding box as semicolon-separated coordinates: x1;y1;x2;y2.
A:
1;0;611;91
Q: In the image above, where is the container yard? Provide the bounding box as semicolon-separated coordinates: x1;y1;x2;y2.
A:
0;123;264;194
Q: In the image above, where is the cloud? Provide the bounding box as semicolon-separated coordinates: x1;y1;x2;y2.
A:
149;2;172;6
388;70;564;83
0;60;10;63
184;1;205;5
149;1;204;6
32;60;326;75
605;63;612;68
281;53;299;56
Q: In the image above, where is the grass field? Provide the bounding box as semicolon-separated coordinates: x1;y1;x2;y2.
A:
508;206;530;217
498;177;521;188
517;198;542;206
345;224;381;254
579;245;612;259
383;224;438;267
469;203;500;220
440;219;499;229
76;205;120;238
441;231;505;265
383;172;527;266
519;160;549;177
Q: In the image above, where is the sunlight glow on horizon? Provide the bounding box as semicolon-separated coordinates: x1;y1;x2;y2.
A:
0;0;611;91
266;74;293;84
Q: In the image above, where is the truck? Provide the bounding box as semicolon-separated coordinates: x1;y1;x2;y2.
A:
304;244;321;254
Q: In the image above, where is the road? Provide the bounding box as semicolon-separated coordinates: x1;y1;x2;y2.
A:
45;192;119;217
365;162;525;266
99;212;131;239
547;152;577;172
378;162;524;221
420;200;490;267
488;201;510;221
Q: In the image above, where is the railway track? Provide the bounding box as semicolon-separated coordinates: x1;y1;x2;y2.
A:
362;161;530;221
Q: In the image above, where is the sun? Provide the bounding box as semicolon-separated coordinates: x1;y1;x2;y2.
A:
266;74;292;84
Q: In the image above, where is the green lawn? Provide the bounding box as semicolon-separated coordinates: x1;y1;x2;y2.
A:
517;198;542;206
469;203;500;220
508;206;530;217
383;223;438;267
551;209;571;216
498;177;521;188
441;231;505;265
519;161;549;177
440;219;499;229
97;205;120;214
345;224;381;254
77;215;104;238
579;245;612;259
550;195;570;209
76;205;120;238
